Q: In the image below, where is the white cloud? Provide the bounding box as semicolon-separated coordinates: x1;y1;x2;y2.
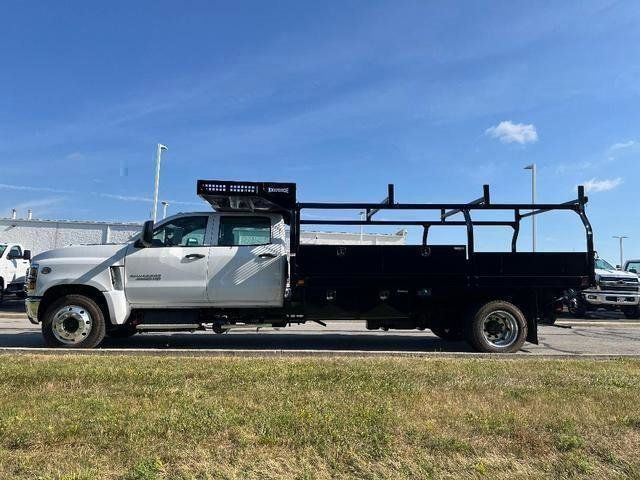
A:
0;183;73;194
485;120;538;144
582;177;623;193
0;183;200;207
609;140;636;151
66;152;84;161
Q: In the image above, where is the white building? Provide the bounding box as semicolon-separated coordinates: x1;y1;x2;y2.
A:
0;216;406;255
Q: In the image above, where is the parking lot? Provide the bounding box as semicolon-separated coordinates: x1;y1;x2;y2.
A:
1;298;639;355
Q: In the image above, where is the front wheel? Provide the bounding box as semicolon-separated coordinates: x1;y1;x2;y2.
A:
42;294;106;348
465;300;527;353
623;306;640;320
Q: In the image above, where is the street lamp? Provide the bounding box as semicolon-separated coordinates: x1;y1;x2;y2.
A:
612;235;628;269
151;143;168;222
524;164;537;252
161;201;170;219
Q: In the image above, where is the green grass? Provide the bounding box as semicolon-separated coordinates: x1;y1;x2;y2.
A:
1;354;640;479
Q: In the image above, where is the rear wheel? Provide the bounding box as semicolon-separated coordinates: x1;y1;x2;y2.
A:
465;300;527;353
42;294;106;348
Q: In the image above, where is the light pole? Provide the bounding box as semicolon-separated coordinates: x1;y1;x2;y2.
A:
151;143;168;222
359;211;365;244
524;164;537;252
612;235;628;269
161;201;170;219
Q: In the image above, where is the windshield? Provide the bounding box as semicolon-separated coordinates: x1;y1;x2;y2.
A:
595;258;616;270
0;245;6;257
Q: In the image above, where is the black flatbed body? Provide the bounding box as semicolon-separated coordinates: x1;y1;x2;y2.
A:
198;180;595;340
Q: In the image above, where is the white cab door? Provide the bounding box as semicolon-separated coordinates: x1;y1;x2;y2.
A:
207;215;286;307
6;245;29;283
124;215;211;306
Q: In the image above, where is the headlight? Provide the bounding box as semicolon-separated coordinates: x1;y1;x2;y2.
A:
26;264;39;292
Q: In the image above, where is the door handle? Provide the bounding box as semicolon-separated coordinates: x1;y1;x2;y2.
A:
258;253;277;259
184;253;206;260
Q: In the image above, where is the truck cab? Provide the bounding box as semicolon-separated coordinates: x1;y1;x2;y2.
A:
25;210;289;345
0;243;31;303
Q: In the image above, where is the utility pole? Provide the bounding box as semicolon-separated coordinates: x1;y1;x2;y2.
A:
524;164;537;252
151;143;168;222
612;235;628;269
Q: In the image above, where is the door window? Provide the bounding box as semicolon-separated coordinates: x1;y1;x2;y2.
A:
218;217;271;246
8;246;22;259
626;261;640;274
152;216;208;247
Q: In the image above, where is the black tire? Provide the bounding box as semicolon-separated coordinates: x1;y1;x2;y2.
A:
623;307;640;320
0;280;4;305
430;325;464;341
41;294;106;348
567;298;586;318
465;300;527;353
106;325;137;338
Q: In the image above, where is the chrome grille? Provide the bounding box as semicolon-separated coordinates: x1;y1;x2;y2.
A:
600;276;639;293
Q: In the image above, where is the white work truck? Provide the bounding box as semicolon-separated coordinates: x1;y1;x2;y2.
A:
25;179;597;353
0;243;31;303
567;257;640;318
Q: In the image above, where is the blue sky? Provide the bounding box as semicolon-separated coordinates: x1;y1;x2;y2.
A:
1;1;639;261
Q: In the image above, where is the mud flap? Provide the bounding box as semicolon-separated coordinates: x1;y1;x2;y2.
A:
527;317;538;344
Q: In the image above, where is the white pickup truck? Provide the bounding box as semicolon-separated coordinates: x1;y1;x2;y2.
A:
567;257;640;318
0;243;31;303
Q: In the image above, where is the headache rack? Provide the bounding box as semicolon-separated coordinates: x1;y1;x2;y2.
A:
197;180;296;221
197;179;595;280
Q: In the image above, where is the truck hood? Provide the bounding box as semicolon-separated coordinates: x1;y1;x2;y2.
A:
595;268;638;279
32;244;129;266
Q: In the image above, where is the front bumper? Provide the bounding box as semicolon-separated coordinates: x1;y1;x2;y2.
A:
25;297;41;325
582;291;640;307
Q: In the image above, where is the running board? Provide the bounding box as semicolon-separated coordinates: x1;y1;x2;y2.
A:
136;324;202;331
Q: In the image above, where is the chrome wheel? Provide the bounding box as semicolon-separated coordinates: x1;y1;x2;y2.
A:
481;310;518;347
51;305;93;344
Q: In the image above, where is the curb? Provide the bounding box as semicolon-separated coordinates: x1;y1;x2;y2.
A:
0;347;639;360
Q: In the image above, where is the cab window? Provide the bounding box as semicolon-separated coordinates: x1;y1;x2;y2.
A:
626;262;640;274
218;216;271;246
8;246;22;259
152;216;208;247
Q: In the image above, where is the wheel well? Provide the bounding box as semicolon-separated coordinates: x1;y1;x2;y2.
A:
39;285;110;324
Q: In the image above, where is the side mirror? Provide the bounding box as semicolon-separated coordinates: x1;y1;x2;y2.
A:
136;220;155;248
23;250;31;261
616;265;621;270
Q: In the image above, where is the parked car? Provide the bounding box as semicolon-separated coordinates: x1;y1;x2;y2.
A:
0;243;31;303
567;257;640;318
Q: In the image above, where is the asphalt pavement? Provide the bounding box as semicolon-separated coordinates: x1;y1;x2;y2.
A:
1;297;639;356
